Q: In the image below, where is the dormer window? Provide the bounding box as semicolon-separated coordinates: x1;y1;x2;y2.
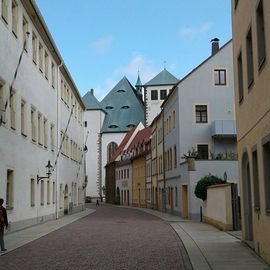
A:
126;124;135;128
122;105;130;109
117;89;125;93
106;105;114;109
108;125;118;128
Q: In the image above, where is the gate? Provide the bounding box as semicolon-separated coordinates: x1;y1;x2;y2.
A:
231;183;241;230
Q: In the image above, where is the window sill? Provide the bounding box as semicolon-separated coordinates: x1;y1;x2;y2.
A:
6;206;14;211
31;204;35;207
21;132;27;138
33;59;37;65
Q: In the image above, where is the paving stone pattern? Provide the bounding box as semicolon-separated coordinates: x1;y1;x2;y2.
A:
0;204;192;270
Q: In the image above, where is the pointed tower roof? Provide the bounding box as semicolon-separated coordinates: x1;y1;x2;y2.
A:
100;77;145;133
135;74;142;87
144;69;178;86
82;89;101;110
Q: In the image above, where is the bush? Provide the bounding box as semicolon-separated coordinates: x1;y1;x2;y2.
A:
194;174;225;201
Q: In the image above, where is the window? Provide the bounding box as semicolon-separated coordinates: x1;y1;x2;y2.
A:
0;81;6;124
10;90;16;130
107;142;118;162
39;43;44;72
174;145;177;168
30;178;35;206
197;144;209;160
160;89;167;100
235;0;239;9
256;0;266;69
252;150;260;211
44;51;49;79
11;0;18;37
214;69;226;85
195;105;208;123
237;52;244;103
40;180;44;205
51;62;55;88
31;107;37;142
173;111;176;129
84;121;87;127
21;99;27;136
47;180;50;204
263;140;270;213
246;27;254;87
175;187;178;207
22;16;29;51
1;0;8;24
6;169;14;209
43;117;48;148
32;32;37;64
38;113;42;145
151;90;158;100
105;105;113;109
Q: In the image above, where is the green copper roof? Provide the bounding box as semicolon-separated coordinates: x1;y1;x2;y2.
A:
100;77;145;133
144;69;178;86
135;74;142;86
82;90;101;110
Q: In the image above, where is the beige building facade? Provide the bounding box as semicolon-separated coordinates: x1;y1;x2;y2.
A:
232;0;270;263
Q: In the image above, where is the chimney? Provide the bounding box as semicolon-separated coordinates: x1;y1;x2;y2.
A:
211;38;220;55
90;88;94;95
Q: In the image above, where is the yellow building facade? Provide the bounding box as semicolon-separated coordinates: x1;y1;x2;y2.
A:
232;0;270;263
132;156;146;207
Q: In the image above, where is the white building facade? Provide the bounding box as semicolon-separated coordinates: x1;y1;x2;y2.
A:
162;40;239;219
0;0;86;232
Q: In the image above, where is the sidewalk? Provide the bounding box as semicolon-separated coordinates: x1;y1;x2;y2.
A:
134;207;269;270
0;208;95;256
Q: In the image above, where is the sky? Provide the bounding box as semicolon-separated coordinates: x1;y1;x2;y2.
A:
35;0;232;101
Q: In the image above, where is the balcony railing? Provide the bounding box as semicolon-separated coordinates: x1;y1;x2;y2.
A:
211;120;236;138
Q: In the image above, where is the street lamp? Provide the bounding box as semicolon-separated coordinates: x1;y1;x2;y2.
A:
37;160;53;184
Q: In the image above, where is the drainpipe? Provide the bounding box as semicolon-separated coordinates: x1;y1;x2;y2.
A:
56;61;63;219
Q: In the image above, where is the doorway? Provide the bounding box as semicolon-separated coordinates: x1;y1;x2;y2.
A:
64;184;69;215
182;185;188;218
242;152;253;241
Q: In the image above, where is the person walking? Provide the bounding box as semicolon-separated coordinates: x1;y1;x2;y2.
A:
0;198;8;252
96;199;100;206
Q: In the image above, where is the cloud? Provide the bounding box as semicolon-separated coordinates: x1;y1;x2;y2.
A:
91;36;113;54
179;22;214;39
113;54;159;83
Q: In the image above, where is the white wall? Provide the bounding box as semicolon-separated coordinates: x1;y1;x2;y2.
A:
84;109;105;197
0;0;85;231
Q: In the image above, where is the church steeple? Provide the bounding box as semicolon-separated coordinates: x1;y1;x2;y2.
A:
135;71;143;100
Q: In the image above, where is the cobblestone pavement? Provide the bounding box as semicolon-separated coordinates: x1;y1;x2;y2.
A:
0;204;192;270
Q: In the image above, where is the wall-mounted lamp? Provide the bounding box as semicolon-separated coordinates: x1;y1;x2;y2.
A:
37;160;53;184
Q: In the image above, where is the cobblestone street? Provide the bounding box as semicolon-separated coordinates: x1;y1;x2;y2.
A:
0;204;192;270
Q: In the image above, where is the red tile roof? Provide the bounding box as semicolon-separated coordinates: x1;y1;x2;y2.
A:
110;125;137;162
127;127;151;151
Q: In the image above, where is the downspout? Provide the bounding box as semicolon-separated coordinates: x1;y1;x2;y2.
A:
56;61;63;219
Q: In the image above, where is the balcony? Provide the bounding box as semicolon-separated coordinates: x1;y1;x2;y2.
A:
211;120;236;138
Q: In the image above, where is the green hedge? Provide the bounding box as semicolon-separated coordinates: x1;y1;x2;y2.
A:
194;174;225;201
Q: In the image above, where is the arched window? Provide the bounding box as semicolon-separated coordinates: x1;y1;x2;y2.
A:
107;141;118;162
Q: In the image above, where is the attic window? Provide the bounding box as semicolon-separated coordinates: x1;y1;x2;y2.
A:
121;105;130;109
126;124;135;128
117;89;125;93
108;125;118;128
106;105;114;109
